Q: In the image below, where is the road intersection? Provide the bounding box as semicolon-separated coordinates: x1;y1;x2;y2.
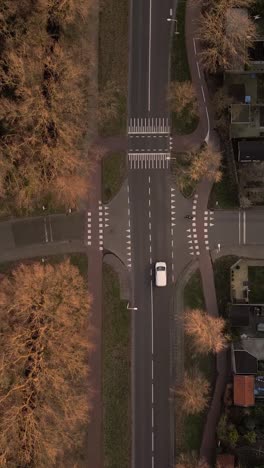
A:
2;0;264;466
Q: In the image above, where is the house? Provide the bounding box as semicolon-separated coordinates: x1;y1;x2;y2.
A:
238;140;264;162
232;348;258;375
216;453;235;468
233;375;255;406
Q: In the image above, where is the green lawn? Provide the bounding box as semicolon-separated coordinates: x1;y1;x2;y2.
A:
98;0;128;136
0;253;88;277
248;266;264;303
213;256;238;317
181;270;215;453
184;269;205;310
102;264;131;468
170;0;199;134
209;162;239;209
102;152;126;203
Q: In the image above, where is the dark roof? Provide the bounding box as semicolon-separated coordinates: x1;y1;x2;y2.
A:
229;304;250;327
216;454;235;468
234;350;258;374
228;83;245;102
238;140;264;162
234;375;255;406
249;40;264;61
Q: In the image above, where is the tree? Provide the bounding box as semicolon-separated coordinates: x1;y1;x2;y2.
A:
240;195;252;208
187;144;222;183
184;308;228;353
176;371;210;415
175;453;209;468
212;87;234;135
0;260;92;467
167;81;198;124
97;80;122;128
217;414;239;448
199;1;257;72
244;431;257;445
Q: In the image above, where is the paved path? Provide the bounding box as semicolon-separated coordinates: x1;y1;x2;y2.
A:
173;0;227;463
86;160;103;468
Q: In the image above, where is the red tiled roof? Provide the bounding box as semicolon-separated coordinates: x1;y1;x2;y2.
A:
216;454;235;468
234;375;255;407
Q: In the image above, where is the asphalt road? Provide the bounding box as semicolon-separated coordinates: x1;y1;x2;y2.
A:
128;0;176;466
209;208;264;250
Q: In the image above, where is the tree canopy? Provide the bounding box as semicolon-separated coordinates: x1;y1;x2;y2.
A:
0;259;92;467
184;308;228;353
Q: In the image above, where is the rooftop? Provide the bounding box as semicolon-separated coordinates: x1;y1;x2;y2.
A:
232;349;258;374
216;454;235;468
238;140;264;162
233;375;255;406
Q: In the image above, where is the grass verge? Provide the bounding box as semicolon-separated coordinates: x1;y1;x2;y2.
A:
180;270;215;453
208;162;239;209
98;0;128;136
213;256;238;317
102;263;131;468
102;152;126;203
170;0;199;134
171;155;196;199
184;269;205;310
248;266;264;303
0;253;88;277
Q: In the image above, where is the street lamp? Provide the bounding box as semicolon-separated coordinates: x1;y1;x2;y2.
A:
166;18;180;34
127;302;138;311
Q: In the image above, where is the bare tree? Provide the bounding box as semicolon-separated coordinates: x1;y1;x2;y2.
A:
168;81;198;123
187;144;222;183
176;371;210;414
184;308;228;353
175;453;209;468
0;260;92;467
199;2;257;72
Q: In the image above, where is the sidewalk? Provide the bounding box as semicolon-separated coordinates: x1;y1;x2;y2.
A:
176;0;228;463
86;159;103;468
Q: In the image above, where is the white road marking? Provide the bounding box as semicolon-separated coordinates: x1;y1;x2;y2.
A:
243;210;246;244
44;218;48;243
49;217;53;242
193;37;197;55
238;210;241;245
196;61;201;79
148;0;152;113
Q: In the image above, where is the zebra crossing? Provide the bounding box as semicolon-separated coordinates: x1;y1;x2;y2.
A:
128;117;170;134
128;152;170;169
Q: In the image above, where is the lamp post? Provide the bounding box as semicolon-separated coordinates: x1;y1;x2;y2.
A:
166;18;180;35
127;302;138;311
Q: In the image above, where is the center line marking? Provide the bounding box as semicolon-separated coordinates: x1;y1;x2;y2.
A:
243;210;246;244
238;210;241;245
148;0;152;112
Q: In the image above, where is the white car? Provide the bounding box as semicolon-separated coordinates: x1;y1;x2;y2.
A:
155;262;167;287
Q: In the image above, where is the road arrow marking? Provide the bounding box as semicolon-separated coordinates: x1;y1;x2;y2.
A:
188;240;193;244
171;187;175;191
190;245;193;249
210;217;214;221
210;223;214;227
210;211;214;214
187;228;191;232
190;252;194;255
171;223;176;227
127;240;131;244
105;224;109;227
172;217;176;221
188;234;192;238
